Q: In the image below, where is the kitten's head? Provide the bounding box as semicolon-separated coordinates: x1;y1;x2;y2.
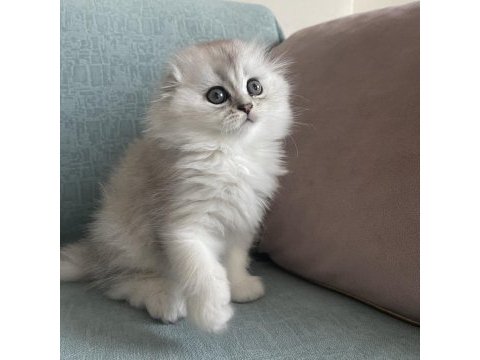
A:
147;40;291;148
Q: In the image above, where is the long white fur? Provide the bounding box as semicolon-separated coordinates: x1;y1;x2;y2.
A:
61;40;292;333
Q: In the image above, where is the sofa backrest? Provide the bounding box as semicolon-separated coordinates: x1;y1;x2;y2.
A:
61;0;283;244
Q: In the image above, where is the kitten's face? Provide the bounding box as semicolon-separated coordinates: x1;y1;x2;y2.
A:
149;40;291;146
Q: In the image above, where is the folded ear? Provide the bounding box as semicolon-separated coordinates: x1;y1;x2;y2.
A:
251;41;291;76
168;61;183;83
159;61;182;98
267;48;292;76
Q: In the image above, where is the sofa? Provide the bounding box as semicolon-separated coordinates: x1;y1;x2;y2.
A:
61;0;420;358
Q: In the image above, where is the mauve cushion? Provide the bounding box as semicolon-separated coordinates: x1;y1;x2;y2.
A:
261;3;419;324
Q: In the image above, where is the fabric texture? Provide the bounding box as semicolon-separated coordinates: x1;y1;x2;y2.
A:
60;0;283;244
260;3;420;324
61;259;419;359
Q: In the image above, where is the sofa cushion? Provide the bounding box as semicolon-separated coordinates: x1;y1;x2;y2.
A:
260;3;420;323
61;260;419;359
60;0;283;244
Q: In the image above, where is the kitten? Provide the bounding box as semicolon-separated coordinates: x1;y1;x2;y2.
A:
61;40;292;332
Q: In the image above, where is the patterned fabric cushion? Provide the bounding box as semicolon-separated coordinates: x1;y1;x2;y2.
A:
61;259;420;359
61;0;283;243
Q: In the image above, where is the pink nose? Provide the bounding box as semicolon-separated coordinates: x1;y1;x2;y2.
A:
237;103;253;114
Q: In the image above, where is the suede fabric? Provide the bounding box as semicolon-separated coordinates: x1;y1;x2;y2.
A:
260;3;420;324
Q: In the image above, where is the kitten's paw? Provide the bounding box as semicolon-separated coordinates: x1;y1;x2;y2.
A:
146;295;187;324
188;296;234;333
187;279;234;333
231;275;265;303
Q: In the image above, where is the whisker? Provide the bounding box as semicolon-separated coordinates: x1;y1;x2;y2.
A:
288;134;299;157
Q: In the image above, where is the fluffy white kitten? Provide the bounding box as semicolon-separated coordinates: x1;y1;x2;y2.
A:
61;40;292;332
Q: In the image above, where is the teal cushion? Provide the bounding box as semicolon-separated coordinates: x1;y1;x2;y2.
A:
61;260;419;359
61;0;283;244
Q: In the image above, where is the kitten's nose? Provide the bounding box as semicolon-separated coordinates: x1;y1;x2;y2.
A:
237;103;253;114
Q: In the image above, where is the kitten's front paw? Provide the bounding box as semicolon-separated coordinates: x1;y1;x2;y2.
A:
189;299;234;333
146;295;187;324
187;284;234;332
231;275;265;303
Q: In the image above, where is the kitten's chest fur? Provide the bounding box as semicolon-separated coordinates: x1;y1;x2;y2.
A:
169;142;285;234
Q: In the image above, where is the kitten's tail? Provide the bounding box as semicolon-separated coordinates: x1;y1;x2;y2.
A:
60;241;90;281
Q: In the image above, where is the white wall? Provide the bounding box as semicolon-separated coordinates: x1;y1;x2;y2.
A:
354;0;415;13
233;0;417;37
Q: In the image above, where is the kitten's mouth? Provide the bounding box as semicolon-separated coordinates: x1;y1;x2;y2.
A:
244;113;256;124
236;114;256;130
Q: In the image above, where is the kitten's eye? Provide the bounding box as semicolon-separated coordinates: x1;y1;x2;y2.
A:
206;86;229;104
247;79;263;96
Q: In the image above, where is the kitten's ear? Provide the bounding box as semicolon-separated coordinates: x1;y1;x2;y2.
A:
161;62;183;95
168;62;183;83
271;54;292;76
265;45;292;75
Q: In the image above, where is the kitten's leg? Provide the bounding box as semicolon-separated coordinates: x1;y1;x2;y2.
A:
166;229;233;332
103;273;186;324
226;242;265;303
